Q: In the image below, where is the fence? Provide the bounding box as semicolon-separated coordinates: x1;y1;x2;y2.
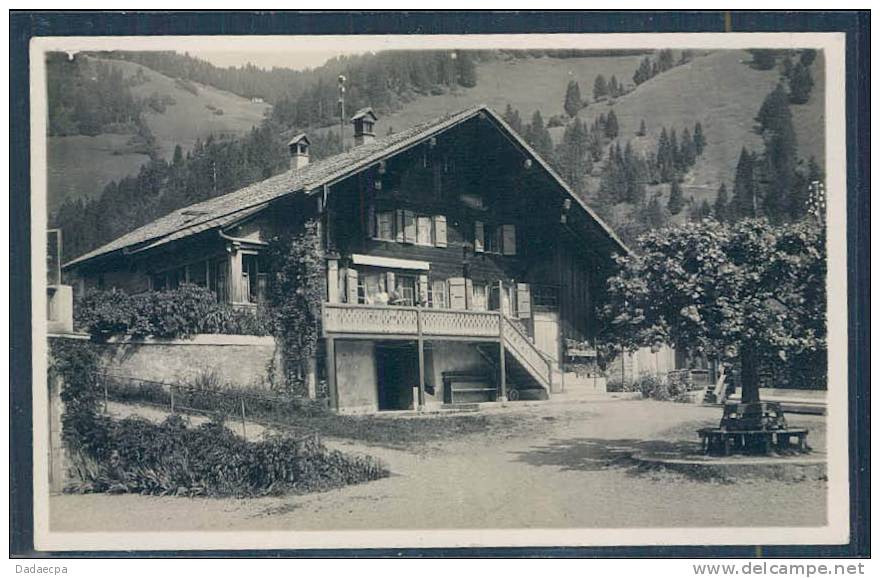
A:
97;371;327;445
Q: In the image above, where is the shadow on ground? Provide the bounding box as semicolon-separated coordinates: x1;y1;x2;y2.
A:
512;437;703;473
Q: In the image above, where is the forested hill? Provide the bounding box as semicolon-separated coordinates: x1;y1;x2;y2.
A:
50;47;823;265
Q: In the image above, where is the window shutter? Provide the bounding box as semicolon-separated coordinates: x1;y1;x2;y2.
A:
517;283;532;319
346;268;359;304
418;274;429;306
395;210;404;242
502;224;517;255
433;215;447;247
366;204;376;238
474;220;485;253
403;210;416;244
448;278;466;310
327;260;339;303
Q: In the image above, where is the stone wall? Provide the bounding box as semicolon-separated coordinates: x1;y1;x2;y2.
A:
95;334;280;388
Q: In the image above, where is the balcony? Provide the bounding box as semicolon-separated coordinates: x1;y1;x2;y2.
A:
321;302;502;340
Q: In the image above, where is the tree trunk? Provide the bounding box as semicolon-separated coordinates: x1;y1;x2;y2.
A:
739;343;760;403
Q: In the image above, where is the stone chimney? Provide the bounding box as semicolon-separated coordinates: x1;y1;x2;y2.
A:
288;133;310;170
351;107;378;146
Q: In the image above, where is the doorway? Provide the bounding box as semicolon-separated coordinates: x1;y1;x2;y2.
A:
375;342;418;411
533;310;561;366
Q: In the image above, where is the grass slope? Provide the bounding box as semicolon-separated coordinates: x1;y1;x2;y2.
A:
47;57;269;210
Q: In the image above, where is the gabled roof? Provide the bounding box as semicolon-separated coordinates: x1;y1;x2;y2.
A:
350;107;377;122
65;104;628;270
287;133;310;146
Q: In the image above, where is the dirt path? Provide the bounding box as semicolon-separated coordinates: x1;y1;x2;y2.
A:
51;400;827;531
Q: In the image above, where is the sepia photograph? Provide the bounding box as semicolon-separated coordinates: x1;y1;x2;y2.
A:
17;21;860;554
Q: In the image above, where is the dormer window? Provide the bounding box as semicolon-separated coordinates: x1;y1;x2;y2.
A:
351;107;378;146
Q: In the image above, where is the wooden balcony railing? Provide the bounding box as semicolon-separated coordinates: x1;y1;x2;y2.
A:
321;302;552;392
321;302;500;338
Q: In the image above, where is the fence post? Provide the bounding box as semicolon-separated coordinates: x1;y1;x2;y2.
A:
170;384;175;414
240;397;247;439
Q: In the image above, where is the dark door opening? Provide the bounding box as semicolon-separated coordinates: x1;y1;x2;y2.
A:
375;341;419;411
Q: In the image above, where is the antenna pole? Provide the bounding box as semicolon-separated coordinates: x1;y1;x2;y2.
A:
338;75;346;151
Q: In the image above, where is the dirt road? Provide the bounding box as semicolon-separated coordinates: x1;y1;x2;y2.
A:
50;400;827;531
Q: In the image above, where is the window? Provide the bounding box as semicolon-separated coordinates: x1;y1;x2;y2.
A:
208;258;229;303
376;211;394;240
417;215;433;245
242;254;267;304
472;283;489;311
431;279;448;309
374;208;446;247
532;285;559;309
477;223;516;255
394;274;417;306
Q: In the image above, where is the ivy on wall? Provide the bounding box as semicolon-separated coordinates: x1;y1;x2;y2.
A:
265;219;324;397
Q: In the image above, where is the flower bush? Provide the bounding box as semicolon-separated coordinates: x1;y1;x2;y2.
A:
75;284;274;339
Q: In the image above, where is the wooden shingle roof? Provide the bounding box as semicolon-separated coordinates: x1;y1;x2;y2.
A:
65;104;627;270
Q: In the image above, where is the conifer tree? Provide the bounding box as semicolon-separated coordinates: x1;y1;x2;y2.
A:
525;110;554;160
609;75;619;97
732;147;757;219
714;183;730;222
637;119;647;137
693;121;705;155
564;80;583;118
788;61;814;104
593;74;608;101
604;109;619;139
756;84;798;222
502;103;523;135
667;179;685;215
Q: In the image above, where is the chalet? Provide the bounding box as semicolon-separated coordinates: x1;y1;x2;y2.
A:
64;105;629;413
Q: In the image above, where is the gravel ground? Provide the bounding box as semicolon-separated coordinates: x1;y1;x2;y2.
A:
51;399;827;532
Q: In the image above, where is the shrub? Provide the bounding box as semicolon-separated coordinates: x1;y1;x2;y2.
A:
605;376;639;393
633;373;690;402
69;415;387;496
75;284;273;339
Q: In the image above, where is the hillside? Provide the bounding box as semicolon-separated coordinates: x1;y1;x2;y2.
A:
47;55;269;210
311;50;822;216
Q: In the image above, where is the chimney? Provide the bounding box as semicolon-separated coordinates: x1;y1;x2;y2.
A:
351;107;378;146
288;134;310;170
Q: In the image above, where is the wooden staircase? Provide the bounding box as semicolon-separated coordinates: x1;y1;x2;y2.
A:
476;316;553;400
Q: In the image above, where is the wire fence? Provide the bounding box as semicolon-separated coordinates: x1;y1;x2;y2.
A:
97;371;328;444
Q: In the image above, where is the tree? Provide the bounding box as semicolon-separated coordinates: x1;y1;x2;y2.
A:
564;80;583;118
593;74;608;101
525;110;554;160
732;147;758;219
800;49;817;67
750;49;778;70
602;219;826;404
788;61;814;104
502;103;523;135
756;84;798;222
713;183;730;222
667;179;685;215
455;51;478;87
604;109;619;139
693;121;705;155
609;75;619;97
637;119;647;137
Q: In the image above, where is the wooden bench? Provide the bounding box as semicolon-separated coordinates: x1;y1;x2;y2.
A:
442;372;497;404
697;427;810;456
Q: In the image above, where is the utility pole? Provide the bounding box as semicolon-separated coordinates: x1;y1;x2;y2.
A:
338;75;346;151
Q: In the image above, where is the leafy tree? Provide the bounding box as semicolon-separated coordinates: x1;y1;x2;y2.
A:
564;80;583;117
667;179;685;215
592;74;608;101
604;109;619;139
602;219;826;404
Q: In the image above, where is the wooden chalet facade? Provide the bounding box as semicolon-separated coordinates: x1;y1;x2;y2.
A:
65;105;629;413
